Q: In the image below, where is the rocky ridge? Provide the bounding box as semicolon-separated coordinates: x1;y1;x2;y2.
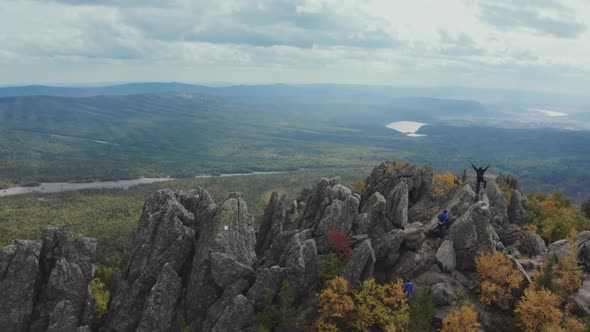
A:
1;161;589;332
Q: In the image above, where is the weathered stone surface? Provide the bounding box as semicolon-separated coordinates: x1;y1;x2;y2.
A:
202;279;250;331
185;193;257;330
372;229;405;265
332;184;352;201
0;240;42;332
137;263;182;332
443;185;476;221
519;231;547;256
345;239;376;285
256;192;285;256
548;239;573;262
105;190;196;332
314;195;358;236
431;282;459;306
33;225;97;332
210;252;255;288
508;190;527;226
404;222;425;250
211;295;256;332
392;239;438;278
386;182;409;228
573;274;590;316
246;266;288;310
47;300;78;332
576;231;590;271
449;202;497;271
435;240;456;273
485;183;509;227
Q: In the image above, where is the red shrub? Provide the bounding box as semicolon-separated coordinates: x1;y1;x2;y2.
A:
327;229;352;257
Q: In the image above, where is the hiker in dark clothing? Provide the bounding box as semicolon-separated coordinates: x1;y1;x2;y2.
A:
437;210;450;238
472;163;490;194
403;278;413;304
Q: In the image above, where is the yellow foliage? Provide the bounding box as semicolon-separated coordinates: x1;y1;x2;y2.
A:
352;179;367;194
318;277;354;320
476;251;524;310
440;303;480;332
515;287;563;332
562;316;588;332
317;277;409;332
316;320;339;332
385;163;395;175
552;248;583;297
497;182;514;204
90;277;110;319
434;172;456;189
433;186;445;202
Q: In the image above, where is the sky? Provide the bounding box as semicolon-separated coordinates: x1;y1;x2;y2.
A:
0;0;589;95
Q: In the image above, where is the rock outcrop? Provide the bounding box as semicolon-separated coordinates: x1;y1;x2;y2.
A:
0;225;96;332
2;161;586;332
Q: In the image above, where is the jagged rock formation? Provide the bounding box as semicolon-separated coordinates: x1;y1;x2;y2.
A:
3;161;590;332
0;225;96;332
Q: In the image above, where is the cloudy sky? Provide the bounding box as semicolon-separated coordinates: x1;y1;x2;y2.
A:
1;0;589;95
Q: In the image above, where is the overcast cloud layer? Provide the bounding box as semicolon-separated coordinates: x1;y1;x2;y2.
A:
0;0;588;95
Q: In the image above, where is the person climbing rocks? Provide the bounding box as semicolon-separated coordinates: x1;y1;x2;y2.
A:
437;210;450;238
403;278;413;304
472;163;490;194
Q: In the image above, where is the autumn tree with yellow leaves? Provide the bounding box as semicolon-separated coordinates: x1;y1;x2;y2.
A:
440;303;480;332
475;251;524;310
552;247;583;298
316;277;409;332
514;287;563;332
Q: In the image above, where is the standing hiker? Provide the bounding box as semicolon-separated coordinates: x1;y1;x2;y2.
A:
437;210;450;238
403;278;414;304
472;163;490;194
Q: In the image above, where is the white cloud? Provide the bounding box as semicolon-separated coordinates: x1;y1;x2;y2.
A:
0;0;588;96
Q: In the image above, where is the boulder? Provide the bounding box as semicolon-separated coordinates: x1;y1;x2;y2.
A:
548;239;573;262
392;239;438;279
431;283;459;306
508;190;527;226
449;202;497;271
442;185;476;221
104;190;197;332
137;263;182;332
435;240;456;272
255;192;285;256
202;279;250;332
32;225;97;331
404;222;425;250
210;252;255;288
345;239;376;285
314;195;358;237
0;240;43;332
246;266;288;310
518;231;547;256
575;231;590;271
485;183;510;228
372;229;405;265
184;193;257;330
385;182;409;228
211;295;256;332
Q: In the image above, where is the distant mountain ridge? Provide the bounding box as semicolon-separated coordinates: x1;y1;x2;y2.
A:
2;82;589;105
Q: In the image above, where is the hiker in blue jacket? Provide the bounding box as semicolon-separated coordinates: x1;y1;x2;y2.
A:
403;278;413;304
437;210;450;238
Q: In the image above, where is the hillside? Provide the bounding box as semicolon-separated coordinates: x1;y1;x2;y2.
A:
1;91;590;201
1;161;589;331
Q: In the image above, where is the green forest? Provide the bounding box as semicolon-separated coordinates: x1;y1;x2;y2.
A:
1;93;590;202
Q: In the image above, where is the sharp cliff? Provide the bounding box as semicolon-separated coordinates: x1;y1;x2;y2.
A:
1;161;589;332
